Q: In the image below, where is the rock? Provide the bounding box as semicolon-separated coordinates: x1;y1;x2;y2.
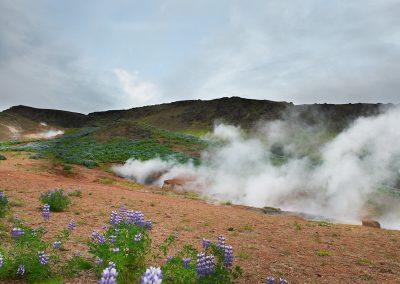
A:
362;219;381;229
262;206;282;215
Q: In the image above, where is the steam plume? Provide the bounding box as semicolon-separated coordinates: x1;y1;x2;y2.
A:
113;107;400;229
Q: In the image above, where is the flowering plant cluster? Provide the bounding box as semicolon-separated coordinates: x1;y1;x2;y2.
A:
89;206;152;283
0;191;8;217
39;188;71;212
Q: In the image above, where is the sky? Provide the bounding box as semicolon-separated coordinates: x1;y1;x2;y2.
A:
0;0;399;113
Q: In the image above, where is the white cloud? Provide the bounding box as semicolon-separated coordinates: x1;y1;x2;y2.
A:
114;68;160;105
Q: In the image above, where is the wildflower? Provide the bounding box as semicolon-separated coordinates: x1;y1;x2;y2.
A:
279;278;289;284
42;204;50;220
202;238;211;249
95;257;103;266
92;230;106;244
120;205;127;220
266;276;275;284
166;256;173;263
68;219;76;232
145;220;153;230
11;227;24;238
221;245;234;267
53;241;62;250
134;233;142;242
99;263;118;284
182;257;191;268
196;252;215;277
110;211;122;226
38;251;49;265
17;265;25;276
141;267;162;284
110;235;117;243
112;247;120;253
217;236;226;248
0;253;3;268
132;211;144;226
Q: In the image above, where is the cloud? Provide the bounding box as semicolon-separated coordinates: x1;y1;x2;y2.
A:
113;68;160;104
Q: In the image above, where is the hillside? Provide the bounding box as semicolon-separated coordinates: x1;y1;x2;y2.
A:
1;98;393;141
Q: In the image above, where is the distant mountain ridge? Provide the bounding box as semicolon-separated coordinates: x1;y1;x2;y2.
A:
0;97;394;140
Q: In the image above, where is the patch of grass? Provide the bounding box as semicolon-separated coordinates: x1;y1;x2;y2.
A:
40;189;71;212
0;154;6;160
238;224;254;232
357;258;373;266
0;191;9;217
68;189;82;198
294;221;302;231
237;251;251;260
318;221;331;227
9;199;24;207
62;255;93;278
316;249;332;257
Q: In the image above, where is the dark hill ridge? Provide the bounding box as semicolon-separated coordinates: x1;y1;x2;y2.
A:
4;105;87;128
2;97;394;133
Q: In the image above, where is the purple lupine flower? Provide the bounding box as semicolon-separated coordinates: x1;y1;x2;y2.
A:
112;247;120;253
134;233;142;242
11;228;25;238
38;251;49;265
99;263;118;284
42;204;50;220
68;219;76;232
95;257;103;266
279;278;288;284
109;235;117;244
0;253;3;268
145;220;153;230
102;224;108;231
126;210;134;225
196;252;215;277
217;236;225;248
120;205;127;221
166;256;173;263
141;267;162;284
53;241;62;250
221;245;234;267
17;265;25;276
92;230;106;244
133;211;145;226
182;257;191;268
110;211;119;226
266;276;275;284
202;238;211;249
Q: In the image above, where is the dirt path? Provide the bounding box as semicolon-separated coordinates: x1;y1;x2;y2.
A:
0;152;399;283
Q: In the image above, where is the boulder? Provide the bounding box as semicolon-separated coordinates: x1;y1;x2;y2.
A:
362;219;381;229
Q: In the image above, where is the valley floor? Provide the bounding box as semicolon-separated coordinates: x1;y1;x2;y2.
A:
0;152;400;283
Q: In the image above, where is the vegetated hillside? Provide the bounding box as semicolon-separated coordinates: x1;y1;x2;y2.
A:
4;105;87;128
0;112;42;140
1;97;393;140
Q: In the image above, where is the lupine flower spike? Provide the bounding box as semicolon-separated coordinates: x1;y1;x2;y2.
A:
99;262;118;284
141;267;162;284
38;251;49;265
17;265;25;276
42;204;50;220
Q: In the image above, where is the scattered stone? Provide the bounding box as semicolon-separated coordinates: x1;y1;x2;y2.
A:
362;219;381;229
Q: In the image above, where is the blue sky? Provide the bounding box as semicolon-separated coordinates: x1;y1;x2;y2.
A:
1;0;399;113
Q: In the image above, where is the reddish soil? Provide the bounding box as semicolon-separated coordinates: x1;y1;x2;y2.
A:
0;152;400;283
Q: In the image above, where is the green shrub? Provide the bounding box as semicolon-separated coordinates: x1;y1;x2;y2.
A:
0;154;6;161
40;189;71;212
0;191;8;217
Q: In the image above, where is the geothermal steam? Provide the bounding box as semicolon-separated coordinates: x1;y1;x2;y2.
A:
113;107;400;229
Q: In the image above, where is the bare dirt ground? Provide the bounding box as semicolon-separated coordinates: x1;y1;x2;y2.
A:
1;152;400;283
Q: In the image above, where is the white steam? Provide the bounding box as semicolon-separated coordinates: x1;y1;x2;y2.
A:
113;107;400;229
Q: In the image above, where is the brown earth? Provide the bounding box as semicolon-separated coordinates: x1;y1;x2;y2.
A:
0;152;400;283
